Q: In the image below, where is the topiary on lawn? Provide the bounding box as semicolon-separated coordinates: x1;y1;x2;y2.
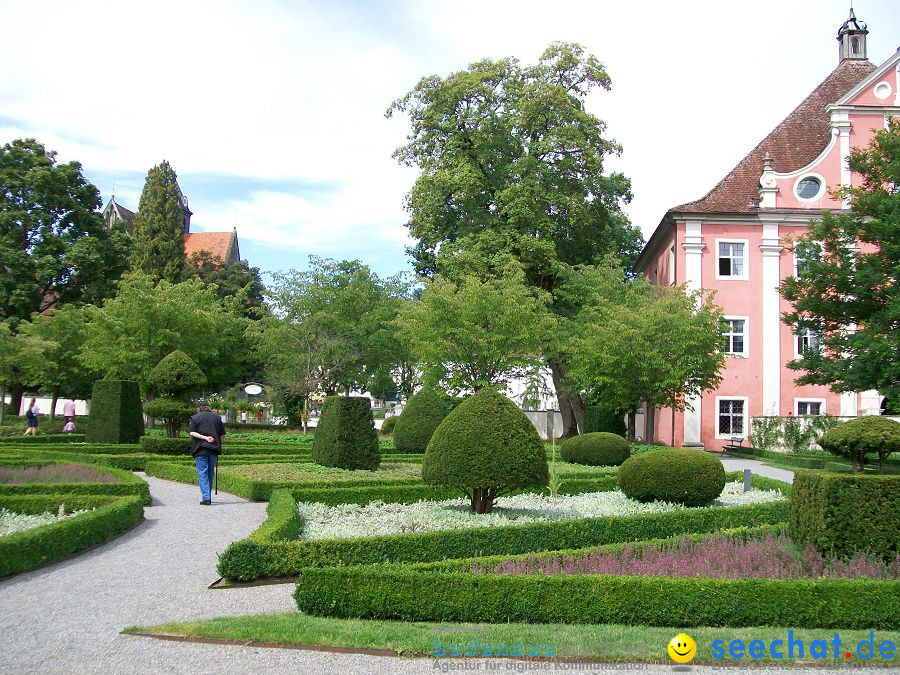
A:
819;415;900;474
145;350;207;438
561;432;630;466
380;416;398;436
311;396;380;470
392;387;458;453
618;449;725;507
86;380;144;444
423;387;548;514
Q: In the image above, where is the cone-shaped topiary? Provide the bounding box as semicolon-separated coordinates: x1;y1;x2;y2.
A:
561;432;630;466
311;396;380;470
819;415;900;474
392;386;458;453
380;416;398;436
618;449;725;507
423;388;548;513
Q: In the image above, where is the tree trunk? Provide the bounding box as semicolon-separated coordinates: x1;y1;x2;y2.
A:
0;384;5;426
626;411;636;441
9;385;24;417
470;488;497;514
645;403;656;445
547;358;584;439
50;387;59;421
879;453;886;475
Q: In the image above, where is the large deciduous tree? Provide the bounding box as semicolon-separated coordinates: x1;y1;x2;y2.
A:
130;161;186;283
388;43;643;436
0;138;131;322
780;118;900;401
183;251;267;320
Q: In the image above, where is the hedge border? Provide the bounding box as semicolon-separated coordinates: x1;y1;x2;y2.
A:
0;434;87;444
218;474;790;581
0;494;144;577
0;459;151;504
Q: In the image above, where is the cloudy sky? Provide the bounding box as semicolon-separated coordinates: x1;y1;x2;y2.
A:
2;0;898;279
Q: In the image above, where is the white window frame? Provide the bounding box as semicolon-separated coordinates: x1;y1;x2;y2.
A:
794;327;822;359
792;240;824;279
722;315;750;358
668;244;676;286
715;396;749;440
793;173;827;202
795;398;826;416
715;238;749;280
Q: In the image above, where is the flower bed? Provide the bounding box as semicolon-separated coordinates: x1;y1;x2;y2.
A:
0;505;92;536
0;464;119;484
297;481;785;540
0;460;150;504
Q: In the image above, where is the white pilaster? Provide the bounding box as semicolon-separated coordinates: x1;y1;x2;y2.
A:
758;152;778;208
831;109;852;209
840;391;858;417
760;218;783;415
681;219;704;445
860;390;882;416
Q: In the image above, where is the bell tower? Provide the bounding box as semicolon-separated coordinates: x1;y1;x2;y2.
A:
837;7;868;63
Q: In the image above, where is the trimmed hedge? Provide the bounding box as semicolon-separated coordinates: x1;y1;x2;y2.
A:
139;437;192;455
379;416;397;436
0;434;87;444
561;432;630;466
293;565;900;629
0;494;144;577
86;380;144;444
0;460;151;504
311;397;380;470
218;497;790;581
619;449;725;506
392;387;456;453
790;470;900;559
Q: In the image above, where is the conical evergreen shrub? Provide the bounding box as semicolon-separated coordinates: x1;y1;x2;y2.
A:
311;396;380;470
392;387;458;453
423;388;548;513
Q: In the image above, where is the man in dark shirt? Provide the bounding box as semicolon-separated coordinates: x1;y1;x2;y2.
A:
188;404;226;505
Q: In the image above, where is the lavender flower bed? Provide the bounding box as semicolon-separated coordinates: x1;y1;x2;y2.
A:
0;464;119;484
476;533;900;580
0;505;93;537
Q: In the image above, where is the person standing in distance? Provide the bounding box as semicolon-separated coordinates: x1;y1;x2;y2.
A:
188;404;225;505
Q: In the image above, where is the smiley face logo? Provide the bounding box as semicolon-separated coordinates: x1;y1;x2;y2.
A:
668;633;696;663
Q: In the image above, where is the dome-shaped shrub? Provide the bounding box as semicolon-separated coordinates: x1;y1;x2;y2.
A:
311;396;380;470
380;416;398;436
820;416;900;473
561;432;630;466
423;388;548;513
147;350;207;396
618;449;725;506
392;387;458;453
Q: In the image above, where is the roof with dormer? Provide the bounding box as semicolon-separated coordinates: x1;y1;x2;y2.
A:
671;58;876;216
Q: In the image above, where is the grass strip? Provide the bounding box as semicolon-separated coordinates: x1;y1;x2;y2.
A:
126;614;900;664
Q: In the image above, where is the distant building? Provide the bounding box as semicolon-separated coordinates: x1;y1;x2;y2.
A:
634;10;894;448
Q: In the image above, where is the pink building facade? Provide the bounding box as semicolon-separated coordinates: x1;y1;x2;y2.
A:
634;12;898;450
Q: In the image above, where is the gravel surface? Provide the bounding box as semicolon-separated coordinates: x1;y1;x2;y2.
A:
1;462;863;675
720;456;795;484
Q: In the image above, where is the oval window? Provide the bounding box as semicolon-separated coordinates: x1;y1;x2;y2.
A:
797;177;822;199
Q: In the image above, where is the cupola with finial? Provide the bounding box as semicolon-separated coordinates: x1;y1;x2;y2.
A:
837;7;868;62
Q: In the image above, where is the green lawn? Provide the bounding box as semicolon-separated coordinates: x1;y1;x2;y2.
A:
127;614;900;664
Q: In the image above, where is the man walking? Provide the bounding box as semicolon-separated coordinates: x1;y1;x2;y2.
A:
188;404;226;505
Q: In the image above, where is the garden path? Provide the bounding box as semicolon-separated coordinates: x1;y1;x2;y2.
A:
719;456;794;483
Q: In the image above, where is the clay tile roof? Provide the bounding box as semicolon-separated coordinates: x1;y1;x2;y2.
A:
671;59;876;215
183;231;235;262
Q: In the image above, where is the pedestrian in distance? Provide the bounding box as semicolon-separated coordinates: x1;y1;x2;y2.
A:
63;397;76;423
23;398;39;436
188;403;226;505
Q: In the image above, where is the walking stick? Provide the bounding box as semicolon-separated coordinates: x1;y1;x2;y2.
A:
214;459;218;495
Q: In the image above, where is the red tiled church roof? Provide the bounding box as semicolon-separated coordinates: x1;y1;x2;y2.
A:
672;59;876;214
184;231;236;262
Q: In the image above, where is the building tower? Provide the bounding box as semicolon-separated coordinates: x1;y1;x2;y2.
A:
837;7;868;62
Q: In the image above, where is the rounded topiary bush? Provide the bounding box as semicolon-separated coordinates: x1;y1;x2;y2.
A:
380;416;398;436
819;415;900;473
311;396;380;470
561;432;630;466
392;387;458;453
423;388;548;513
618;449;725;507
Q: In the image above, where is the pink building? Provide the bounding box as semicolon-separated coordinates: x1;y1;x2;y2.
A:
634;11;896;450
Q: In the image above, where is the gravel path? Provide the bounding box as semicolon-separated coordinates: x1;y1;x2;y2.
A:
720;455;795;484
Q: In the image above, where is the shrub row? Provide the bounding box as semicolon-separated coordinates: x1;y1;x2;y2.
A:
0;494;144;577
790;470;900;558
0;460;151;504
0;434;87;444
219;497;790;581
138;437;192;455
731;446;900;471
293;565;900;629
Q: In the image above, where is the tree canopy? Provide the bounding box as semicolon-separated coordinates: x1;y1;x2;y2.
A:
130;161;186;283
183;251;266;320
780;118;900;401
0;138;131;321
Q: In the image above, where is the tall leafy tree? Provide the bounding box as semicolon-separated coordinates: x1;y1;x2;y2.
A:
183;251;267;320
563;265;725;442
780;118;900;401
388;43;643;435
130;161;186;282
0;138;131;321
0;321;51;422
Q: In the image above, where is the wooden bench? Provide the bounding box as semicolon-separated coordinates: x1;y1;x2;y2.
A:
722;436;746;453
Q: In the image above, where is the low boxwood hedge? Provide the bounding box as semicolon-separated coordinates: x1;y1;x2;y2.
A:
139;437;192;455
0;460;150;504
790;470;900;558
0;494;144;577
0;434;87;444
293;565;900;629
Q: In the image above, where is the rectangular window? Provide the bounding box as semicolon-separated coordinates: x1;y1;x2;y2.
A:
717;241;746;278
718;399;746;437
797;400;823;416
723;318;747;356
796;328;821;356
668;244;676;286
